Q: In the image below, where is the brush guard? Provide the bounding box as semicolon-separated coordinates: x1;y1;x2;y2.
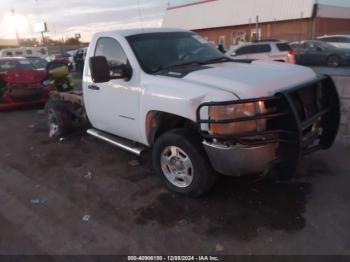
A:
197;76;340;178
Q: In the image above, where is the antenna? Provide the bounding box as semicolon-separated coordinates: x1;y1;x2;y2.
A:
137;0;144;31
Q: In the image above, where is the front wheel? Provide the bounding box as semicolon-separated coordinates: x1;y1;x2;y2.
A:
152;129;217;197
327;55;341;67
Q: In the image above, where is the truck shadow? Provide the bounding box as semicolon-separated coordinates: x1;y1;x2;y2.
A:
135;176;311;240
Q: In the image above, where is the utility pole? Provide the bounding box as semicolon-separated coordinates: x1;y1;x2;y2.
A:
11;8;20;45
41;31;45;45
299;11;304;42
312;0;318;39
255;16;259;41
248;17;252;41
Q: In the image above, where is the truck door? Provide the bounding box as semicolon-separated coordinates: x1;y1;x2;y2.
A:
84;37;141;142
303;42;326;65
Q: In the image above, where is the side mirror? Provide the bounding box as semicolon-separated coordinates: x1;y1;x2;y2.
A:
89;56;110;83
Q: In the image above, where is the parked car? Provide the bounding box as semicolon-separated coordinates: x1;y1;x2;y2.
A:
73;48;87;75
0;57;53;111
290;40;350;67
45;28;339;197
66;50;77;70
317;35;350;49
226;40;295;63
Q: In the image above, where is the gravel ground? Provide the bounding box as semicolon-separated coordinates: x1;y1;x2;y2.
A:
0;108;349;256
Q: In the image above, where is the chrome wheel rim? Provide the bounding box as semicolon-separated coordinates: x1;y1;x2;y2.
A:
161;146;194;188
48;109;58;138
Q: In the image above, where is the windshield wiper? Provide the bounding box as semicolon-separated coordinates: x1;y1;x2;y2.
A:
152;61;203;74
200;56;233;65
151;57;232;74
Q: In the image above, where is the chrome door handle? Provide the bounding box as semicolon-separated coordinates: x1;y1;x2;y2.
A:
88;85;100;90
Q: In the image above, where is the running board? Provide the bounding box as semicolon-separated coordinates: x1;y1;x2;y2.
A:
87;128;146;156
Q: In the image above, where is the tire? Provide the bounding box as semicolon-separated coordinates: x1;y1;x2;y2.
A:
45;100;73;138
327;55;341;67
152;128;217;197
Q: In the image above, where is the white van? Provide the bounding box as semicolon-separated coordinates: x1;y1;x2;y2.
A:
0;47;48;59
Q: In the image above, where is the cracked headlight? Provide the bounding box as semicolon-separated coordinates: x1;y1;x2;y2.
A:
208;101;267;135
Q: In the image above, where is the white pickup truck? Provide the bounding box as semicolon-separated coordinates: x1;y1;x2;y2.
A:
45;28;340;197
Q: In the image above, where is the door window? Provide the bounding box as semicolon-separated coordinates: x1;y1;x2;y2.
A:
235;44;271;55
276;43;292;52
306;42;320;50
299;43;307;50
94;37;129;78
250;44;271;53
235;45;253;55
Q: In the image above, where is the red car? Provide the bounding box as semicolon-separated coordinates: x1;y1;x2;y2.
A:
0;57;54;111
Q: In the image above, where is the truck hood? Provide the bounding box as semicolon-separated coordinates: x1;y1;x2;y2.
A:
182;61;317;99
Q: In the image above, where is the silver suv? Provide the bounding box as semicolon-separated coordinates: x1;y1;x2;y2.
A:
226;40;295;64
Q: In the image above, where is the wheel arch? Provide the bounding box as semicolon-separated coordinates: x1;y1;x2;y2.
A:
327;54;342;66
145;110;198;146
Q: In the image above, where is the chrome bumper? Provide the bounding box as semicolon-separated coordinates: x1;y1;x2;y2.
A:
203;141;278;176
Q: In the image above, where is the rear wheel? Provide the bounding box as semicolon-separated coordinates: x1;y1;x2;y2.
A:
45;100;73;138
152;128;217;197
327;55;341;67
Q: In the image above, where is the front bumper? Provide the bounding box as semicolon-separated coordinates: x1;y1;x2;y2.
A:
0;86;51;111
203;141;277;176
197;76;340;178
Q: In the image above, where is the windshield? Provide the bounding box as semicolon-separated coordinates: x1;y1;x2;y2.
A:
127;32;225;74
27;57;48;69
0;59;35;72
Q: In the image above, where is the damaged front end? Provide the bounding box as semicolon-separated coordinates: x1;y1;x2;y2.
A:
0;69;53;111
197;76;340;178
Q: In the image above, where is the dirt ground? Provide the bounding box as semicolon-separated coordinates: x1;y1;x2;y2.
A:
0;107;349;256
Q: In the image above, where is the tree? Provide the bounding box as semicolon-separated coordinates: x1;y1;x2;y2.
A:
65;37;80;45
19;38;39;47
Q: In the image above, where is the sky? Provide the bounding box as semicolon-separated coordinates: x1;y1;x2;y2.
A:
0;0;349;41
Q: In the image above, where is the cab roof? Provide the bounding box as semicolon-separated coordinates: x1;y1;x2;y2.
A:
93;28;189;38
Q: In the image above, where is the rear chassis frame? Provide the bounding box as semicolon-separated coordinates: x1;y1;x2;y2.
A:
48;90;87;121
